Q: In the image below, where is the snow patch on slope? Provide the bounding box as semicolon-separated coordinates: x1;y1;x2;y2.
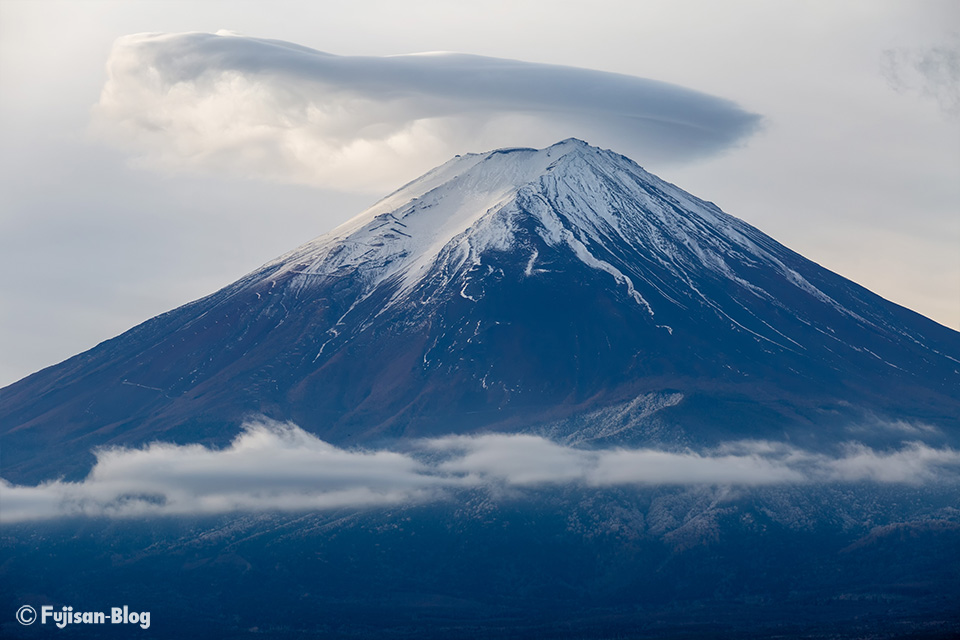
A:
241;139;918;352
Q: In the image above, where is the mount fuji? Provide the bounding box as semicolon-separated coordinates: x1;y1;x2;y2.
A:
2;138;958;484
3;139;960;639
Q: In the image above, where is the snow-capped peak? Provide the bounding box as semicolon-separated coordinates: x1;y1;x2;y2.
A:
256;138;857;331
264;139;598;291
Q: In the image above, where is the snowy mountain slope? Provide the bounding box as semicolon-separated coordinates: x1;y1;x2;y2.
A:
243;138;955;368
2;139;958;483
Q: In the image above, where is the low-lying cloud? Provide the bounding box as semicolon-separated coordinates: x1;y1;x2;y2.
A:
3;419;959;523
93;31;761;190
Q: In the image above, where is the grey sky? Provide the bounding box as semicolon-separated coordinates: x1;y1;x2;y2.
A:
1;0;958;387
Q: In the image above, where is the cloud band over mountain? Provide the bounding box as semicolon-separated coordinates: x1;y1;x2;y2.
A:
93;31;761;189
3;419;958;523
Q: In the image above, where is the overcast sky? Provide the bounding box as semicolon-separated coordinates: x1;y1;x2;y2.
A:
1;0;958;387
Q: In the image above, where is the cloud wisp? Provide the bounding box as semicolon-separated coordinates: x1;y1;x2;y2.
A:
882;36;960;119
3;419;959;523
93;31;761;190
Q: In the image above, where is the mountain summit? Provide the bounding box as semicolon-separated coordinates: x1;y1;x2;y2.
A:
3;139;958;482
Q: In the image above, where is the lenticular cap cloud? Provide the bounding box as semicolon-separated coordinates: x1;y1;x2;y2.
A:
94;31;762;189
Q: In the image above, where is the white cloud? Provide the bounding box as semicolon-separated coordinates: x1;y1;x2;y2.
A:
1;420;446;522
429;433;591;485
92;31;761;190
3;420;959;523
589;448;807;486
882;36;960;118
823;441;960;484
427;434;808;486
